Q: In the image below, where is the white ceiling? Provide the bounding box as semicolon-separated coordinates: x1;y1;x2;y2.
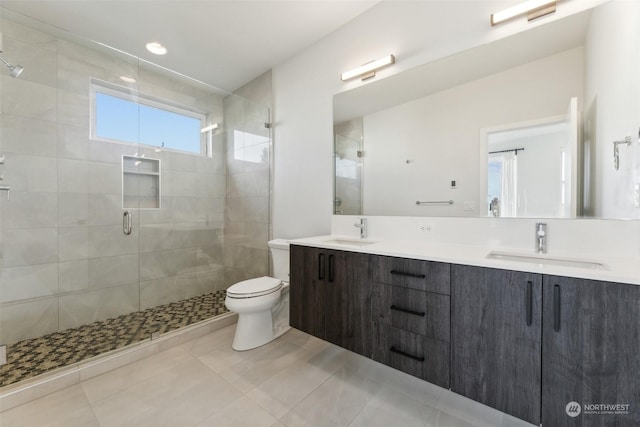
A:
1;0;380;92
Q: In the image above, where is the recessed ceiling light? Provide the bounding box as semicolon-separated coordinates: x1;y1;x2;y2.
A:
145;42;167;55
119;75;136;83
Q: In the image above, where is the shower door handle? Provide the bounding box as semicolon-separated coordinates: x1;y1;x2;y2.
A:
123;211;133;235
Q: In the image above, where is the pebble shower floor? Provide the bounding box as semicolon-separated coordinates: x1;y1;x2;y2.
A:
0;290;228;387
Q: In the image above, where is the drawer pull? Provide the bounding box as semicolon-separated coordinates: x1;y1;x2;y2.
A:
390;305;426;317
390;346;425;362
390;270;426;279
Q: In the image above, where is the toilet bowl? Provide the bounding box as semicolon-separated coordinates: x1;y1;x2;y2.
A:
225;239;291;351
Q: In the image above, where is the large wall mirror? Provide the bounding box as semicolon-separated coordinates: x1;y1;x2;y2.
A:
333;0;639;220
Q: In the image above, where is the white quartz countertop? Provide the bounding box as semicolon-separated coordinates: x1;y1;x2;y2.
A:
290;235;640;286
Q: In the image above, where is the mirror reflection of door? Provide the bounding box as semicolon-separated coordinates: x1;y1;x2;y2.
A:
334;118;364;215
484;97;578;218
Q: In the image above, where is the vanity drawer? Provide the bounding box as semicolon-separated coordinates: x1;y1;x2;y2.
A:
372;255;450;294
372;324;449;388
372;283;450;342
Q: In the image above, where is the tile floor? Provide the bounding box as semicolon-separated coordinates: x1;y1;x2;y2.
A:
0;325;535;427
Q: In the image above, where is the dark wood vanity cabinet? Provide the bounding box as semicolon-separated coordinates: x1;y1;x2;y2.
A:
291;245;640;426
289;245;371;356
371;256;451;388
542;276;640;426
452;266;640;426
451;265;542;425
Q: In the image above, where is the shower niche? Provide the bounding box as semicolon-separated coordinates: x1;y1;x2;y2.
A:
122;155;160;209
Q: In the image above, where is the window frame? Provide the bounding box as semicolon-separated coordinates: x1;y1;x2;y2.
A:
90;78;211;156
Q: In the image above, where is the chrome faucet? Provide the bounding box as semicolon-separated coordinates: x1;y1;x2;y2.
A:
354;218;368;239
535;222;547;254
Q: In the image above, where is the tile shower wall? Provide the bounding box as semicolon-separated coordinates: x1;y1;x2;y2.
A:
223;71;272;286
0;16;230;345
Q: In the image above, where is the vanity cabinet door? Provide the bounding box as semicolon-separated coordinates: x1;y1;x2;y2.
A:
542;276;640;426
290;245;372;357
289;245;327;340
325;250;371;356
451;265;542;426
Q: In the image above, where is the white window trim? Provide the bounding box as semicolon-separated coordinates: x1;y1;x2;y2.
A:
90;78;211;156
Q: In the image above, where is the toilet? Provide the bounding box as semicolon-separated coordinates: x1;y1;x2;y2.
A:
225;239;291;351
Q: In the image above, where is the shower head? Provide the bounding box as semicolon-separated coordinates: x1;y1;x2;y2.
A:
0;55;24;78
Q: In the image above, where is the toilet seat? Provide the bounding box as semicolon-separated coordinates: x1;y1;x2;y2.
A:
226;276;282;299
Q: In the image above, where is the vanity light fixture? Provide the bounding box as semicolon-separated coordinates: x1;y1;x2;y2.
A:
491;0;556;26
145;42;167;55
200;123;219;133
341;54;395;81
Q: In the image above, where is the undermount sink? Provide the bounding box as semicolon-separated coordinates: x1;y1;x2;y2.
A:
486;251;608;270
323;238;378;247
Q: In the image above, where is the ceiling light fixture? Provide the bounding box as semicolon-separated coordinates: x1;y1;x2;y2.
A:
145;42;167;55
200;123;219;133
491;0;556;26
341;54;395;82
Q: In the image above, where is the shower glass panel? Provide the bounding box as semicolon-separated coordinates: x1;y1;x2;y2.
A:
0;7;271;384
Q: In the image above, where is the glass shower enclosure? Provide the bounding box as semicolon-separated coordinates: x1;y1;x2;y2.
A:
0;8;271;382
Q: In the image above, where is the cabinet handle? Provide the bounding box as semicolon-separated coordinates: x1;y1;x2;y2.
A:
328;254;335;282
318;253;325;280
526;280;533;326
390;346;425;362
390;305;426;317
390;270;426;279
553;284;561;332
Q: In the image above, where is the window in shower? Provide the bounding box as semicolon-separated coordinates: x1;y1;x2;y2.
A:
91;80;208;155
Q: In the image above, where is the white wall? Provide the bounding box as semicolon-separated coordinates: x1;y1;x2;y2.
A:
361;48;582;217
272;0;608;239
584;0;640;218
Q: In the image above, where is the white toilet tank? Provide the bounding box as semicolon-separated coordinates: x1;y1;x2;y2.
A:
268;239;290;282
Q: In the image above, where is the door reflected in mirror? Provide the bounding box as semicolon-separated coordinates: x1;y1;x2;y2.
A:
481;98;578;218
